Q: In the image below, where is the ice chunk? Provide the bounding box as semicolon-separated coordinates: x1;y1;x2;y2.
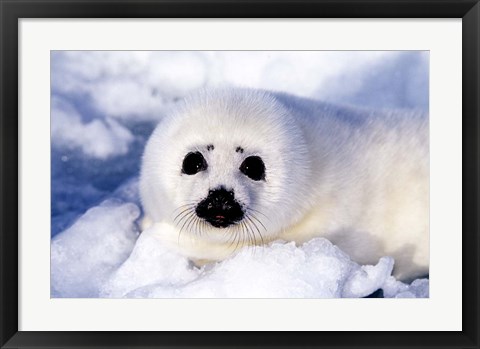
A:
342;257;395;298
382;276;429;298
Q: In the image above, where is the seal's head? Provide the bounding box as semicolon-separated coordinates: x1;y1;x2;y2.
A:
140;88;312;249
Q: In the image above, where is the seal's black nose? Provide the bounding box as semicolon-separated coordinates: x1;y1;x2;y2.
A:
195;188;244;228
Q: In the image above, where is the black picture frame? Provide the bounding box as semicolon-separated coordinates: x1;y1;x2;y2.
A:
1;1;479;348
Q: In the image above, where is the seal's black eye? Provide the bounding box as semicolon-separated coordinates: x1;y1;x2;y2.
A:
240;156;266;181
182;152;207;175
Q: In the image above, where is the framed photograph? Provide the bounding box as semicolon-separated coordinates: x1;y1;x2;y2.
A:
1;0;478;348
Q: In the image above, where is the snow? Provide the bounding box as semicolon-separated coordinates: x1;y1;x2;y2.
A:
51;200;140;297
51;51;429;298
51;96;134;159
51;200;429;298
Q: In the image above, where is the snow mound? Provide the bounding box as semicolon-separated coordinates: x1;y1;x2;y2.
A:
51;51;210;122
51;96;134;159
51;201;428;299
51;200;140;297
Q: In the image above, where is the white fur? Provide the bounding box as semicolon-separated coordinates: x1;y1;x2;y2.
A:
140;88;429;281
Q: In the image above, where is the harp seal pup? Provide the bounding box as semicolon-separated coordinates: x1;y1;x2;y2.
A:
140;88;429;282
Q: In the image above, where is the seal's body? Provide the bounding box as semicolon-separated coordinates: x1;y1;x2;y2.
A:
140;89;428;281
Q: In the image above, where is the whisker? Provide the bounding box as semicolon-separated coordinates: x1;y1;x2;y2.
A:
185;214;197;236
247;207;271;222
200;219;207;238
239;221;248;246
227;226;239;249
193;217;201;237
175;210;190;229
177;212;193;244
234;226;242;253
246;215;265;246
173;208;194;224
243;219;255;247
178;212;195;242
172;202;196;214
248;213;268;232
245;220;257;258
